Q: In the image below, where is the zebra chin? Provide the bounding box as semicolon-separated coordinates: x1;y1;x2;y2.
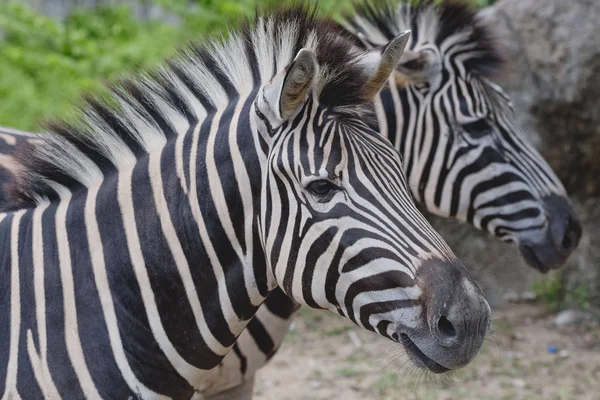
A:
518;194;582;273
389;258;491;373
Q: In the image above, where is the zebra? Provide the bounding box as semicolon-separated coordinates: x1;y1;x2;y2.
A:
0;6;492;399
349;0;582;270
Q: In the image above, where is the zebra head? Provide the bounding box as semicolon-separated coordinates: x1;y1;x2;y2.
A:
348;0;581;272
253;22;489;372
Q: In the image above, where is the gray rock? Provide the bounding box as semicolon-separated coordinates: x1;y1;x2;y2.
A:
554;309;589;327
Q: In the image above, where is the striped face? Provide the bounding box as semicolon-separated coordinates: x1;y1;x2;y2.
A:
348;1;581;272
389;51;581;272
256;91;491;372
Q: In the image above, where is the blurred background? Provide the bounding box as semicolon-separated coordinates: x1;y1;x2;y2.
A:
2;0;598;398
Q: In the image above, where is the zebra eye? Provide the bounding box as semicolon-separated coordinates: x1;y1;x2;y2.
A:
307;180;338;197
462;118;493;138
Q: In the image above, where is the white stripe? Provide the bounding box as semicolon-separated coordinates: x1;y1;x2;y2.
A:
175;133;189;194
27;201;61;398
373;96;388;139
26;331;53;399
3;209;25;400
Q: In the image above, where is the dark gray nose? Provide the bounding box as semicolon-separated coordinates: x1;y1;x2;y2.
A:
520;195;582;273
415;258;491;368
544;195;582;256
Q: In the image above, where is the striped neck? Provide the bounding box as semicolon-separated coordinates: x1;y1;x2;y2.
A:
0;100;271;396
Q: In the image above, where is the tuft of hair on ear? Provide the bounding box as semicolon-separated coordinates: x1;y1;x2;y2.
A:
313;25;374;109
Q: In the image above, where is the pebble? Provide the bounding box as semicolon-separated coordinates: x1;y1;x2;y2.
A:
554;309;588;327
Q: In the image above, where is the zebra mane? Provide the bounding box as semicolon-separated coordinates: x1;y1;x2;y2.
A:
9;5;372;208
349;0;502;76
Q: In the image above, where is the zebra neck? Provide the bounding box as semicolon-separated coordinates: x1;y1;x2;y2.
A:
0;108;275;394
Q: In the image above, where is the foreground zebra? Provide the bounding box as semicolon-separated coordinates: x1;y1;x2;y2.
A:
0;6;493;399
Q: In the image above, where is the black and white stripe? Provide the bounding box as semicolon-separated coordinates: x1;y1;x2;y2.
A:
0;6;491;399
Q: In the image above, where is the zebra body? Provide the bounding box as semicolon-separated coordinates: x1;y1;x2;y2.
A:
0;6;492;399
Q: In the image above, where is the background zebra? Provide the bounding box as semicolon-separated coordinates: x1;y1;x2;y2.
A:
349;0;581;271
0;6;492;399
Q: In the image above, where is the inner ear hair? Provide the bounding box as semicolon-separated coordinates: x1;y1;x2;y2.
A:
280;49;317;120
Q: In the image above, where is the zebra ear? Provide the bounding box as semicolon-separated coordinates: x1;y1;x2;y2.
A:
360;30;411;100
260;49;318;124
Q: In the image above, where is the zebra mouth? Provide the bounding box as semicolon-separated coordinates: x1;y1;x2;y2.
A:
520;245;551;273
399;334;449;374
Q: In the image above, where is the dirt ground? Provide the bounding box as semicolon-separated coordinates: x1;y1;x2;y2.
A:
253;303;600;400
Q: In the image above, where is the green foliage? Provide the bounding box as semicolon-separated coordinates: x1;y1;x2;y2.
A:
532;272;591;311
532;272;565;311
0;0;492;130
0;2;181;130
566;285;591;311
469;0;496;7
158;0;353;37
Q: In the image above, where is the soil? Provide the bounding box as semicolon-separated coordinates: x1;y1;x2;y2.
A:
253;303;600;400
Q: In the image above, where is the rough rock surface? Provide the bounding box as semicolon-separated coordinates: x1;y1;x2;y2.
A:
434;0;600;309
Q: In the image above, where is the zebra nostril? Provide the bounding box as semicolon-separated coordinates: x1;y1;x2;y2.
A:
437;315;457;339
